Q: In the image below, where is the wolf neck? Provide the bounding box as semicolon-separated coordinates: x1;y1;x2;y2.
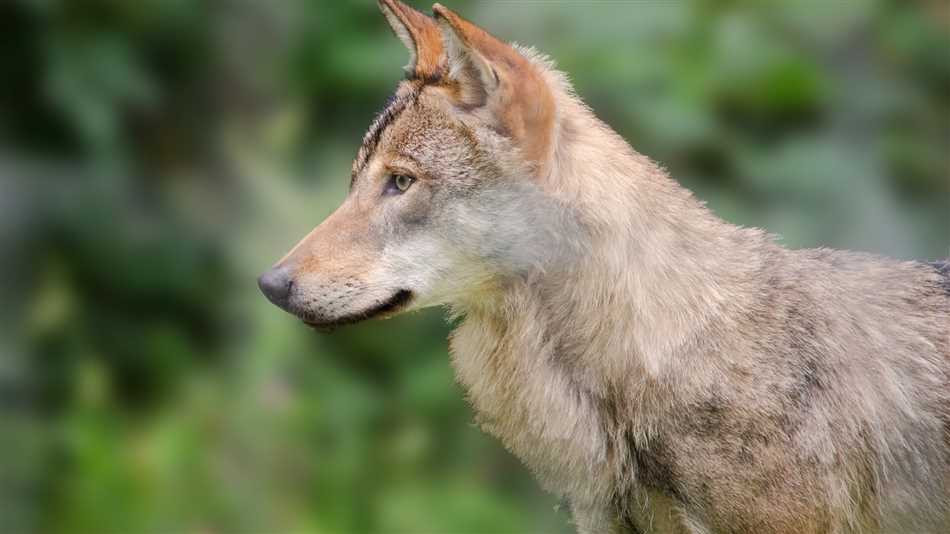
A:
454;89;771;391
447;81;772;499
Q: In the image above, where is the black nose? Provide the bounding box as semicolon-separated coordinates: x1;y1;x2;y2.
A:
257;266;293;310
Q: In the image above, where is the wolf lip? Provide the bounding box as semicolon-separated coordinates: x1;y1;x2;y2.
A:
300;289;413;330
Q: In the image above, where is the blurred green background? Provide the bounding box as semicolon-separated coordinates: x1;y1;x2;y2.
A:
1;0;947;532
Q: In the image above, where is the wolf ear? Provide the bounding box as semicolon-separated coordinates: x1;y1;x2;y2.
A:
378;0;444;79
432;3;556;172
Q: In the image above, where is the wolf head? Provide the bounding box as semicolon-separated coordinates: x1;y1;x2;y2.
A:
258;1;583;328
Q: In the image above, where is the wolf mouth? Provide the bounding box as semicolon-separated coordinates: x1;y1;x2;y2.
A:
302;289;413;331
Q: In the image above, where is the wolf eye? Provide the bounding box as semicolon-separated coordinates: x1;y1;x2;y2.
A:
386;174;415;195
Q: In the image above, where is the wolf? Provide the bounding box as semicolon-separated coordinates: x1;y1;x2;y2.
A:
258;2;950;532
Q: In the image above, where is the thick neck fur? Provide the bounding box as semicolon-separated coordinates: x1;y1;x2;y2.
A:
456;71;774;386
545;94;771;379
448;66;773;501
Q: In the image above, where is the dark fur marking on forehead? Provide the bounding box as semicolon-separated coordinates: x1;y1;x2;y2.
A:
351;82;423;186
381;92;398;110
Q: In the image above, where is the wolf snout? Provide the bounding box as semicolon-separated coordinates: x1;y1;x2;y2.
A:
257;265;294;311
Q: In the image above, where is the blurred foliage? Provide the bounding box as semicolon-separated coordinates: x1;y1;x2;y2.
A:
0;0;947;533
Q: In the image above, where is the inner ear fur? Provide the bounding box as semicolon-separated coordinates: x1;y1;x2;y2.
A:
432;3;557;173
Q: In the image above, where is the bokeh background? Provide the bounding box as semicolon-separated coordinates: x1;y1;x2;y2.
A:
1;0;948;532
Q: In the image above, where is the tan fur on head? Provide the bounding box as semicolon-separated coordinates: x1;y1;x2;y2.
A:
433;3;557;176
376;1;557;176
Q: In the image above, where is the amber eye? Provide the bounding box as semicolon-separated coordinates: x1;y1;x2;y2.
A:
386;174;415;195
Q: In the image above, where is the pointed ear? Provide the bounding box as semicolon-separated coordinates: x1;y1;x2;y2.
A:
432;3;556;172
378;0;444;79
